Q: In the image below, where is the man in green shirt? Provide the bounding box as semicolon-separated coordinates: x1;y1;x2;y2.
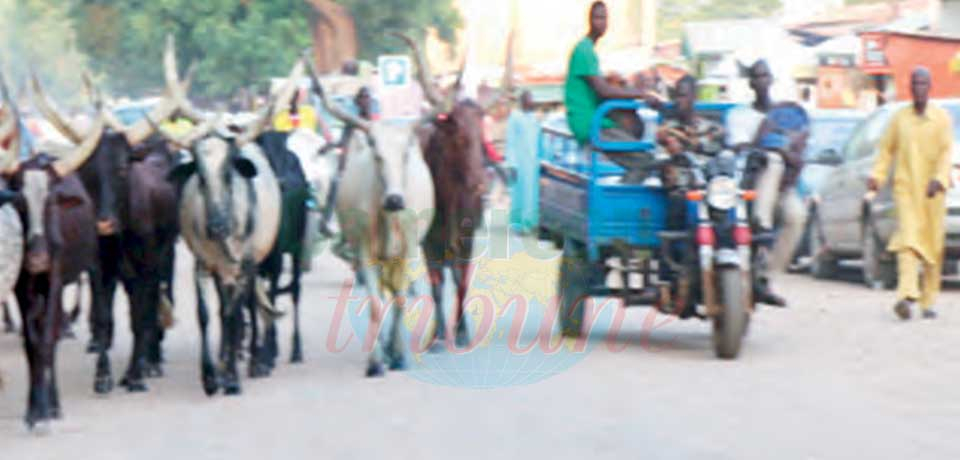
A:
564;1;657;179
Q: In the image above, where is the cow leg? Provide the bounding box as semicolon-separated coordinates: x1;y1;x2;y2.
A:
87;265;117;354
247;281;269;379
289;258;304;364
452;262;473;348
359;257;386;378
3;299;16;333
119;281;152;392
427;263;447;353
89;266;114;394
196;265;219;396
264;270;281;370
385;292;407;371
220;280;244;396
151;245;177;368
18;284;45;429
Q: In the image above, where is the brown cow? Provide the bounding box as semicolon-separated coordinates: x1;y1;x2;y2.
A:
1;95;104;429
397;33;514;349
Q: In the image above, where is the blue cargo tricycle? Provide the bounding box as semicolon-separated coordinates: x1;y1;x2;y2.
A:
538;100;758;359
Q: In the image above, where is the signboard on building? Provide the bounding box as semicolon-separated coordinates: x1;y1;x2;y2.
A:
376;55;423;120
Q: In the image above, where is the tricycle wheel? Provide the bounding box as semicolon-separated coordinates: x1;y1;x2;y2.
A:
558;238;590;338
713;267;749;360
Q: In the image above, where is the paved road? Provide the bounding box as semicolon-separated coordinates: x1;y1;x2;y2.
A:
1;224;959;460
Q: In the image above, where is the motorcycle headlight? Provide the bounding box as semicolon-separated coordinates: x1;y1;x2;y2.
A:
707;177;738;210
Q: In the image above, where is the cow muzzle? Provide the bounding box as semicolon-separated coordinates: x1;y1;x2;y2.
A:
26;236;51;274
206;213;231;240
383;194;405;212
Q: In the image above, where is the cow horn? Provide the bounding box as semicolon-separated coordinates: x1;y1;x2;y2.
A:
165;35;208;125
481;30;516;113
52;113;105;177
393;33;444;108
0;80;19;172
303;51;371;132
30;72;84;144
236;59;305;146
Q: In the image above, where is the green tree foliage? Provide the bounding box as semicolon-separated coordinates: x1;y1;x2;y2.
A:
72;0;314;100
66;0;461;100
337;0;461;60
0;0;89;103
659;0;782;41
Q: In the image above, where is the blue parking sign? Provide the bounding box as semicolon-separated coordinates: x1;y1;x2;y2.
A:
378;55;411;87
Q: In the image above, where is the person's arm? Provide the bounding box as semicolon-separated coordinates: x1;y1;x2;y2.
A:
583;75;650;100
868;113;898;191
931;113;954;196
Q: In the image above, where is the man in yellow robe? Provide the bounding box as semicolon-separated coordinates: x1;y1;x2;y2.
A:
868;68;953;320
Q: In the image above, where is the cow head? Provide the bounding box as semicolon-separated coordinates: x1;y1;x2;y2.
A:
31;35;185;236
2;127;104;274
168;133;258;240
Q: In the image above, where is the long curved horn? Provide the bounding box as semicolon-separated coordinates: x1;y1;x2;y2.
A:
0;69;21;172
52;114;105;177
30;72;84;144
481;30;516;112
302;51;371;132
166;35;207;124
393;33;443;107
236;59;305;146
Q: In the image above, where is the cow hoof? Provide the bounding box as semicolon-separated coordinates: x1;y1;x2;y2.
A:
248;363;271;379
61;326;76;340
120;376;148;393
387;354;407;371
144;363;164;379
222;380;242;396
290;351;304;364
94;376;114;395
455;332;471;349
3;323;15;334
202;376;220;397
365;361;385;378
428;341;446;354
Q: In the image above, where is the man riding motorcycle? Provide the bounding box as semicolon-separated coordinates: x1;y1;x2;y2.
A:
725;60;809;307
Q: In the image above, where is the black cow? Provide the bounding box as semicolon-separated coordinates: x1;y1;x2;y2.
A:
255;131;309;373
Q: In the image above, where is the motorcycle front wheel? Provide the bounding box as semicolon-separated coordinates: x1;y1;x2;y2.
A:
712;267;749;359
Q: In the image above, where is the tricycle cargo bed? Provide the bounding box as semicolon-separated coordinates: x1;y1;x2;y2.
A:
538;121;667;262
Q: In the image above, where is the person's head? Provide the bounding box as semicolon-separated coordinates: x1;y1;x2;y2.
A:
673;75;697;118
520;90;534;112
748;59;773;102
588;1;608;41
911;66;931;108
342;60;359;76
355;87;372;119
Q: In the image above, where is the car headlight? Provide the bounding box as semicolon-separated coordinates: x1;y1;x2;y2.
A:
707;177;738;210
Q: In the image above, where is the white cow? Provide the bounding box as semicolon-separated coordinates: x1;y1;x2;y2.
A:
161;58;304;396
305;54;435;377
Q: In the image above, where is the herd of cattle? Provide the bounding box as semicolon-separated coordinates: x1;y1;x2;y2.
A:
0;34;514;430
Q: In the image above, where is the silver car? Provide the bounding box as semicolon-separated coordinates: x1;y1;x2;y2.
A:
808;99;960;288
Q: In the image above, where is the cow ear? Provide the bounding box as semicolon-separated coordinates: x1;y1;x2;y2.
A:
167;162;196;184
0;190;17;206
232;157;257;178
